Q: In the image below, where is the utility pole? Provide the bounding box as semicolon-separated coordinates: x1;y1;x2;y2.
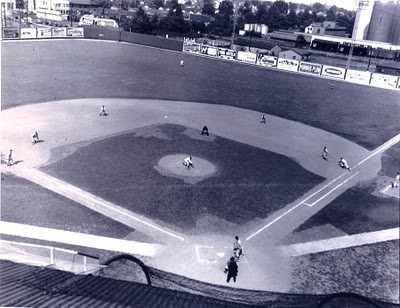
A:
230;0;242;49
346;0;370;70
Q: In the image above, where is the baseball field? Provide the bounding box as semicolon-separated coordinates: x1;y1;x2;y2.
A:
1;39;399;301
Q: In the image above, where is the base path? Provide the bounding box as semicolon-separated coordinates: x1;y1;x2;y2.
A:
1;98;394;291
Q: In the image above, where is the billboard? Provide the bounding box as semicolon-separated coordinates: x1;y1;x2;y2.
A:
257;55;277;67
277;58;299;72
183;42;201;53
321;65;346;79
20;28;37;39
236;51;257;64
218;48;236;60
52;27;67;38
201;45;218;56
2;28;19;39
345;70;371;85
37;27;52;38
298;62;322;75
67;27;84;37
370;73;398;89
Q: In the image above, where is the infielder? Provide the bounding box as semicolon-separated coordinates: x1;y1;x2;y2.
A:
338;157;351;171
321;147;328;160
183;156;194;169
31;131;39;144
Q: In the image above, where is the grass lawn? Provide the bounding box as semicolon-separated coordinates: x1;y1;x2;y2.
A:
293;143;400;235
290;240;399;304
0;172;132;238
2;40;400;150
40;124;324;232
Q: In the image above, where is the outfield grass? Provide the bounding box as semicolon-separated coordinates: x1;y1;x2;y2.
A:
2;40;399;150
0;172;132;238
40;124;324;232
293;143;400;235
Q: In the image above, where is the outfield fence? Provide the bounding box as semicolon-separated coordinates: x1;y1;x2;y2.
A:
2;26;184;51
183;40;400;91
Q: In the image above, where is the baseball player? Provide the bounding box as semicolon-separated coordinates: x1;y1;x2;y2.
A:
183;156;194;169
180;60;184;67
31;131;39;144
260;115;267;124
99;105;107;116
321;147;328;160
7;149;13;166
392;173;400;189
233;236;243;260
338;157;351;171
201;125;209;136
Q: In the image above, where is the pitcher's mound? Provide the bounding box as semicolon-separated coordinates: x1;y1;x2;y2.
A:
155;154;217;184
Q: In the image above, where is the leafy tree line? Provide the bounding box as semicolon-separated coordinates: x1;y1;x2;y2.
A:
91;0;355;36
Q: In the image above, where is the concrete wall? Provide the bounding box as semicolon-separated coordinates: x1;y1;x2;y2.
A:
367;1;400;44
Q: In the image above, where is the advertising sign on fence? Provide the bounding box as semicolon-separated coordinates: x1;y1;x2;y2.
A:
37;27;52;38
201;45;218;56
183;42;201;53
345;70;371;85
397;78;400;89
321;65;346;79
52;27;67;37
67;28;84;37
277;58;299;72
257;55;277;67
370;73;398;89
2;28;19;39
236;51;257;64
20;28;37;39
218;48;236;60
298;62;322;75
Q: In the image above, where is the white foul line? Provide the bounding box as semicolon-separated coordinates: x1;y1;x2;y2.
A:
307;172;359;207
246;135;400;241
300;173;347;205
246;173;348;241
17;166;185;242
354;134;400;168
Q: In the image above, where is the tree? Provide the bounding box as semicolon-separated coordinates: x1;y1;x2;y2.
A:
326;5;337;21
124;6;153;33
255;2;268;24
160;0;190;32
287;9;299;29
151;0;164;9
218;0;233;16
91;0;111;16
312;2;325;14
202;0;215;16
238;1;255;24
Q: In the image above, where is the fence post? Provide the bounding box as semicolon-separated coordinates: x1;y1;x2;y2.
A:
83;256;87;271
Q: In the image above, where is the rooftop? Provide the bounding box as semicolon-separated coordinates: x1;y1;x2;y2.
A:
0;259;397;307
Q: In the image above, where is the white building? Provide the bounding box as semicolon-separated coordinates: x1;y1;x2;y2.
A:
244;23;268;36
34;0;69;20
1;0;16;17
